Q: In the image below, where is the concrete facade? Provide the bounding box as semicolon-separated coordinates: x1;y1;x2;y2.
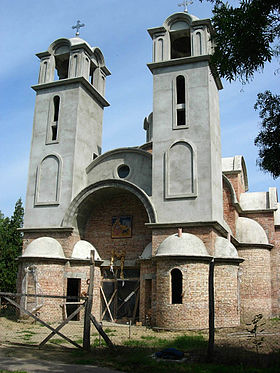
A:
18;10;280;328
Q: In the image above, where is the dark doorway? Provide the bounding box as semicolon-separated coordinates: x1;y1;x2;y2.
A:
66;278;81;320
101;268;140;323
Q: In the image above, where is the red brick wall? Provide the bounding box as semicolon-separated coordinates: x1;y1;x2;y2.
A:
84;190;152;261
238;247;272;320
223;180;238;236
224;173;245;201
18;260;101;322
214;263;240;327
155;259;209;329
139;261;156;325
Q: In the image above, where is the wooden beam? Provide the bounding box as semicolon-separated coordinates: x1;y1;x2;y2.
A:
90;314;115;350
0;292;86;300
100;287;114;323
39;303;85;347
83;250;95;351
101;289;117;320
4;297;82;349
117;286;139;312
132;288;140;324
207;258;215;362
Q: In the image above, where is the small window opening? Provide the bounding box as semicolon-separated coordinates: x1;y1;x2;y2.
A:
171;30;191;59
66;278;81;320
51;96;60;141
55;53;69;79
89;65;95;85
117;165;130;178
73;55;78;77
177;109;186;126
43;61;48;83
171;268;182;304
176;76;185;104
176;76;186;126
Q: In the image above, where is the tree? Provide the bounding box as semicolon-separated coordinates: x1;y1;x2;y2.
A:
0;199;24;292
254;91;280;178
200;0;280;177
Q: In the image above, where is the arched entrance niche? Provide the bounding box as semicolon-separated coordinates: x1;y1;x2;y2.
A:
62;180;156;323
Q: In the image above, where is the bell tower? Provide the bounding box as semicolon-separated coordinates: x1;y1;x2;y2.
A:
148;11;223;224
24;35;110;228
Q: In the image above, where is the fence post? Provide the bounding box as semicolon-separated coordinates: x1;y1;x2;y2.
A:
207;258;215;361
83;250;95;350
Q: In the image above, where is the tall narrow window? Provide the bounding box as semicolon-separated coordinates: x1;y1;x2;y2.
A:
171;268;183;304
73;55;78;77
176;75;186;126
52;96;60;141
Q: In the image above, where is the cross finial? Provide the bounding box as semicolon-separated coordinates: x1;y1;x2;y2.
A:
72;20;85;37
178;0;193;13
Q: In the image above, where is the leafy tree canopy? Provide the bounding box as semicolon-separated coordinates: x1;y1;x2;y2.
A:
200;0;280;177
0;198;24;292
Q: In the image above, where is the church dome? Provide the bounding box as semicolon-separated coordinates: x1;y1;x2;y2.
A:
156;233;209;257
72;240;101;260
236;217;268;244
214;237;238;258
139;242;152;260
23;237;65;259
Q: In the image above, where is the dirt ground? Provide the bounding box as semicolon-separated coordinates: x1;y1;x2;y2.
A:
0;314;279;367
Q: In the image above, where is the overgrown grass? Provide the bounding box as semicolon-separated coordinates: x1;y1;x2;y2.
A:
69;333;280;373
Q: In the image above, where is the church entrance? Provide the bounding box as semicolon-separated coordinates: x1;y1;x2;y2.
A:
101;268;140;324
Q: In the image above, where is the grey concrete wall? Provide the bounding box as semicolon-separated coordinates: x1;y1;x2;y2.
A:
151;60;223;224
86;148;152;196
24;82;104;228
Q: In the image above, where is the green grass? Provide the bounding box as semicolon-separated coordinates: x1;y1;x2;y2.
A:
50;338;65;345
69;334;280;373
0;371;28;373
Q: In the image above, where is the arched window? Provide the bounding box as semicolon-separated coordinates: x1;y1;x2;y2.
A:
176;75;186;126
171;268;183;304
51;96;60;141
170;30;191;59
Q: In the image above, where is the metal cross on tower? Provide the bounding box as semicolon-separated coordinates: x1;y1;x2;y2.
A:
178;0;193;13
72;20;85;37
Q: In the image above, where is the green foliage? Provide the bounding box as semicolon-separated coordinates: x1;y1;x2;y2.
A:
201;0;280;83
0;198;24;292
200;1;280;178
254;91;280;177
246;313;265;354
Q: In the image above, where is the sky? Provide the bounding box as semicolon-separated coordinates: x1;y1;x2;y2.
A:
0;0;279;217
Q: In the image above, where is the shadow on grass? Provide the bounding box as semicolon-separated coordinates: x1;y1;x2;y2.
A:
69;335;280;373
1;334;279;373
0;304;18;321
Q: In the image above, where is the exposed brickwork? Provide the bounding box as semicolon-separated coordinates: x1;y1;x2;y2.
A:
223;180;238;236
17;260;101;322
238;247;272;321
139;261;156;325
155;258;209;329
224;173;245;202
214;263;240;327
84;190;152;261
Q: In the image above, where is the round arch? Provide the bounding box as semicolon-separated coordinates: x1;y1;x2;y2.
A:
61;179;157;233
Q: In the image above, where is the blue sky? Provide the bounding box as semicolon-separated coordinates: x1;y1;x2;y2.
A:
0;0;279;217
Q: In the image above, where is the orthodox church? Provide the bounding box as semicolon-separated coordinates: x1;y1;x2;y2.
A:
17;9;280;329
